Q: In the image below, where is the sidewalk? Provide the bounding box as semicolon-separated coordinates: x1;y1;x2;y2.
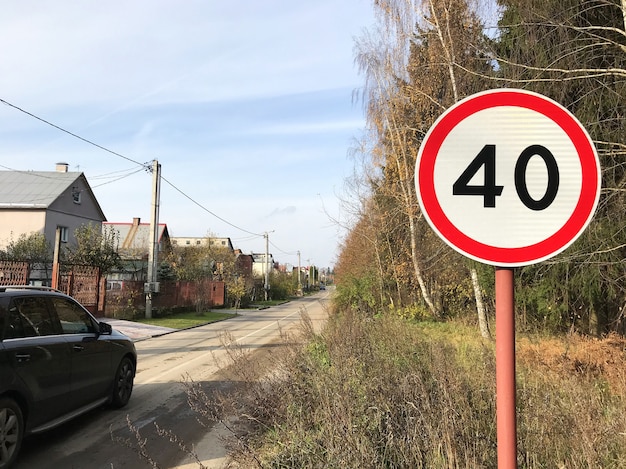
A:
100;318;176;341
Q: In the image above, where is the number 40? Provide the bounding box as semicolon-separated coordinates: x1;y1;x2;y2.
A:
452;144;560;211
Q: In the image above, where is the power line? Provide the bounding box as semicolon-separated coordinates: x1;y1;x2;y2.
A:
160;174;263;238
269;239;298;257
0;97;287;248
89;165;147;179
232;234;262;243
91;167;146;188
0;98;256;232
1;97;152;169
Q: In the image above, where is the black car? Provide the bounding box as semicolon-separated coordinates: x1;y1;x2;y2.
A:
0;286;137;468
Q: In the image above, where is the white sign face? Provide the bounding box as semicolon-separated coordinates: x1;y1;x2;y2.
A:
415;89;601;267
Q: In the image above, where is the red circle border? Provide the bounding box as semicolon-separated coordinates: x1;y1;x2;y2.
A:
416;89;600;266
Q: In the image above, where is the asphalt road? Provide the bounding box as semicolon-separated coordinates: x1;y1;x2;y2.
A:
13;291;330;469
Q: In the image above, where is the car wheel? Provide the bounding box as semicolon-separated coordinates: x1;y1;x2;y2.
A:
0;398;23;469
111;357;134;408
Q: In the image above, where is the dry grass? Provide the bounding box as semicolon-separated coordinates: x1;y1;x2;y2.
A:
516;333;626;468
517;333;626;392
189;312;626;468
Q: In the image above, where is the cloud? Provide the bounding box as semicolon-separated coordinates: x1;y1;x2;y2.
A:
0;0;376;268
267;206;298;218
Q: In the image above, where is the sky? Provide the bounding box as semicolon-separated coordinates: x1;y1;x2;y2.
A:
0;1;376;269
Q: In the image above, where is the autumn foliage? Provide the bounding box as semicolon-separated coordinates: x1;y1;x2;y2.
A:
335;0;626;336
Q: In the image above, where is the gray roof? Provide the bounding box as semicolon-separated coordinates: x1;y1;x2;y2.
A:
0;170;84;208
103;222;169;251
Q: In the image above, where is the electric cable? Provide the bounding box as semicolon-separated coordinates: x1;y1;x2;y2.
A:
91;167;146;188
0;98;149;168
0;97;301;254
160;174;263;238
269;240;298;257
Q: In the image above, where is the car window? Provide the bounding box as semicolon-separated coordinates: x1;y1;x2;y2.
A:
0;301;9;340
51;297;97;334
4;305;34;339
8;296;60;338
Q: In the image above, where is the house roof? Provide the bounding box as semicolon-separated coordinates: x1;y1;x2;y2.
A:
0;170;104;217
103;221;169;251
252;253;274;262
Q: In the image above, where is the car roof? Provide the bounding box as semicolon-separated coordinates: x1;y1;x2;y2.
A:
0;286;69;297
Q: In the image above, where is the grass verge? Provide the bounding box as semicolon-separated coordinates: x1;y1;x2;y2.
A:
134;310;236;329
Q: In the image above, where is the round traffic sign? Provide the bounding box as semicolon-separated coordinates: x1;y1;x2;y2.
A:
415;89;601;267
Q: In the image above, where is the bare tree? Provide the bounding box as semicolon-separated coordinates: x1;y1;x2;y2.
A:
354;4;440;316
352;0;494;331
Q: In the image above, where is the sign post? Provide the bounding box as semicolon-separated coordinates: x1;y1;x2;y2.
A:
495;267;516;467
415;89;601;467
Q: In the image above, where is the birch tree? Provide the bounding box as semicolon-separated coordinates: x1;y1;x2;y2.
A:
352;0;494;332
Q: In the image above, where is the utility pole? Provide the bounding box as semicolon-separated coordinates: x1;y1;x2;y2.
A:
145;160;161;318
297;250;302;296
51;227;61;290
305;259;311;290
264;232;270;301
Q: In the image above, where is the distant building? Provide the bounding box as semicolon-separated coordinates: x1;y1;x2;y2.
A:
234;249;253;278
251;252;276;278
170;236;234;252
103;217;171;281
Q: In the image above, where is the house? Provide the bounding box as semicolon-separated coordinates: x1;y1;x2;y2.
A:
170;236;234;252
234;249;253;278
103;217;171;282
169;236;238;282
0;163;106;252
251;252;276;278
102;221;230;312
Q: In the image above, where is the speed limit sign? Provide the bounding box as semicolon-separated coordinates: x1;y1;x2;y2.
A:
415;89;601;266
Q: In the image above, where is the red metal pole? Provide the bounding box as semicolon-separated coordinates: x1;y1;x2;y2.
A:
495;267;517;468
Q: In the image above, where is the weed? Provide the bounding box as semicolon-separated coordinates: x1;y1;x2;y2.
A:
115;310;626;467
217;312;626;468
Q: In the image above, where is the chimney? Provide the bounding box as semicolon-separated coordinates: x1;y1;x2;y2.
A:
55;162;69;173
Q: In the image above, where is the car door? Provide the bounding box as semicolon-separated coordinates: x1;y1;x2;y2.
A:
1;295;73;428
50;297;113;408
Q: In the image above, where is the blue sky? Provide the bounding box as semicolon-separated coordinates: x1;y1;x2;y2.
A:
0;1;375;269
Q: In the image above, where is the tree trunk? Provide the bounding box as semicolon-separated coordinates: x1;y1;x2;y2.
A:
471;266;491;339
408;214;438;316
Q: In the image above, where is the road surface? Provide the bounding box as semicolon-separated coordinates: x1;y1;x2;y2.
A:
13;292;330;469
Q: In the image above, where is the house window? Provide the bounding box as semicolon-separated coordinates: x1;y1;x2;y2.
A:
71;187;82;204
196;240;201;245
58;226;69;243
185;240;191;245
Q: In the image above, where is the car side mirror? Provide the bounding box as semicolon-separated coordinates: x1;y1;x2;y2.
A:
98;321;113;335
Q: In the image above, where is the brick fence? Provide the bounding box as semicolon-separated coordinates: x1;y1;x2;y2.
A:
105;279;225;318
0;261;226;318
